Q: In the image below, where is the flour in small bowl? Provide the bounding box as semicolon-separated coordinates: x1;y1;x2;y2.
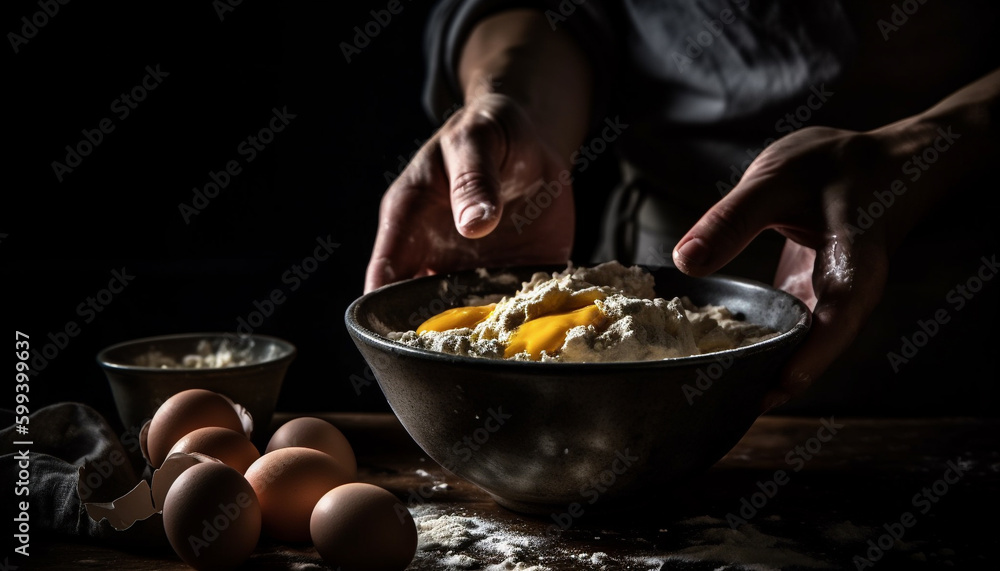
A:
135;337;257;368
390;261;778;362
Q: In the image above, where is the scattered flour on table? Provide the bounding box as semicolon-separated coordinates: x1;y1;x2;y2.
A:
624;556;670;571
411;505;553;570
439;553;477;569
411;505;832;570
587;552;608;565
413;468;452;493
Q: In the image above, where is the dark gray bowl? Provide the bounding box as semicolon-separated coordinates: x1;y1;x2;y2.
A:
97;333;296;435
345;266;810;514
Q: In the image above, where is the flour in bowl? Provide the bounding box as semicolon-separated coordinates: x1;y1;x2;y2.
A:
135;337;255;368
390;261;778;362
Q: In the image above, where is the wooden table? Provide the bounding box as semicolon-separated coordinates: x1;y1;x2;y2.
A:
32;413;999;570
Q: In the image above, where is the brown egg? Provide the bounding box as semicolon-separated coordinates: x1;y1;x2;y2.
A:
244;447;354;542
163;462;261;571
168;427;260;474
147;389;246;467
310;483;417;571
265;417;358;478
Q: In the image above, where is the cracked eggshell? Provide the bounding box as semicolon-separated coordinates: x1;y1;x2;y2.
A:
140;389;254;468
82;452;220;532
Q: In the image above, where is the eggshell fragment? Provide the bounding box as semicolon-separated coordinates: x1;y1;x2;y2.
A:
82;452;218;531
168;426;260;474
244;447;354;542
143;389;252;468
265;417;358;478
310;483;417;571
163;462;261;571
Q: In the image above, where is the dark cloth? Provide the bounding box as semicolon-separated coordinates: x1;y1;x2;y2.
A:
1;403;169;549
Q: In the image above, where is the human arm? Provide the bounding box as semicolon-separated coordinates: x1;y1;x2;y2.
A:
672;66;1000;411
364;8;594;292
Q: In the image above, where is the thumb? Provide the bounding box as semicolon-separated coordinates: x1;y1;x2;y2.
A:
672;186;776;277
440;118;506;239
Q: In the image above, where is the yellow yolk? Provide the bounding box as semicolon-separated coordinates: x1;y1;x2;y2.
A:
559;289;605;311
504;304;604;359
415;289;607;360
417;304;496;334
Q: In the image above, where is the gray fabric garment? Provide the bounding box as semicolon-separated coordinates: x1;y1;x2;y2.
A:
423;0;855;133
422;0;856;266
423;0;619;134
420;0;999;268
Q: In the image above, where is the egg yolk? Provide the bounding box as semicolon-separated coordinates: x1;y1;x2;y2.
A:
503;304;604;359
416;304;496;334
416;289;606;360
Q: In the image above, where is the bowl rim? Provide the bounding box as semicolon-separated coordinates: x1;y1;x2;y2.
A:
345;265;812;371
95;332;297;372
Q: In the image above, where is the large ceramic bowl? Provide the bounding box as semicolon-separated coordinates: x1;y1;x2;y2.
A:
97;332;296;435
346;266;810;514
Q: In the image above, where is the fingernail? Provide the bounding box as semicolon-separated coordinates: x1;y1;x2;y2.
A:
674;238;709;269
459;202;493;229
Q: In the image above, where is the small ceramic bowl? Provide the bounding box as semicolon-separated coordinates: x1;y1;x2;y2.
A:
97;332;296;434
346;265;811;514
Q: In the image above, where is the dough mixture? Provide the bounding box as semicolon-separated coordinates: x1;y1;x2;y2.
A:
390;262;778;362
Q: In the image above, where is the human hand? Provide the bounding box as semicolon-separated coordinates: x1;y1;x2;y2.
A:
672;126;903;412
672;67;999;411
365;93;575;292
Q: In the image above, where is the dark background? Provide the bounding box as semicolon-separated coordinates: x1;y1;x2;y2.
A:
5;1;999;429
3;0;616;425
